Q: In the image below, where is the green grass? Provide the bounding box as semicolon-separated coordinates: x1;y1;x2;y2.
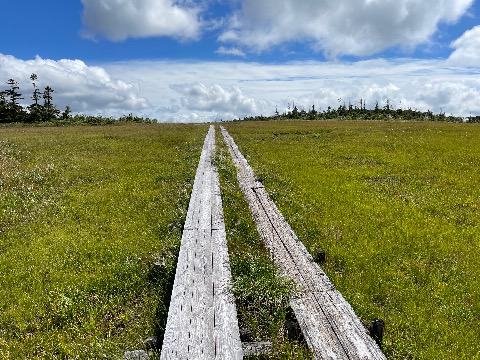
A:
0;124;207;358
223;120;480;359
3;120;479;359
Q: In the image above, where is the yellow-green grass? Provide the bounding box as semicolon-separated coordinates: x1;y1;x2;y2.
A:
223;120;480;359
0;124;207;358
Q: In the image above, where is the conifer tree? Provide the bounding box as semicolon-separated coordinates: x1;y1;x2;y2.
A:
5;79;23;106
4;79;24;122
42;86;59;121
28;73;43;122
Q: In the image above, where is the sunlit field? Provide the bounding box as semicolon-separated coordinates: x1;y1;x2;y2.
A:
223;120;480;359
2;120;479;359
0;124;207;358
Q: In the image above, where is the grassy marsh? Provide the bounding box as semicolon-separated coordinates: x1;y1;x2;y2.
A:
0;124;207;358
2;120;479;359
223;120;480;359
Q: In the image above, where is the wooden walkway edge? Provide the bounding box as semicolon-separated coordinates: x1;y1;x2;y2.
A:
160;126;243;359
221;126;386;360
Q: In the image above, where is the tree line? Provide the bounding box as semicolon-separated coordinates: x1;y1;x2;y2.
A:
241;100;480;123
0;74;156;125
2;75;478;125
0;74;69;123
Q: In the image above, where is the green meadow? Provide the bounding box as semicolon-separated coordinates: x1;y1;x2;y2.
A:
223;120;480;359
0;124;207;358
1;120;479;359
0;123;307;359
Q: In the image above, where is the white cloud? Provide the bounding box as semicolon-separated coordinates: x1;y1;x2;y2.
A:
215;46;246;57
77;0;476;60
2;54;479;122
448;25;480;66
80;0;202;41
170;82;270;120
219;0;474;57
104;58;480;121
0;54;149;115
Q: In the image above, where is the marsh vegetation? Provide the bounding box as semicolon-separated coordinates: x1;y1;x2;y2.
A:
223;120;480;359
1;120;479;358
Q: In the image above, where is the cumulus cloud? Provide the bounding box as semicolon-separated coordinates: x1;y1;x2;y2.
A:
170;82;271;119
4;55;477;123
0;54;149;115
103;58;480;122
414;80;480;114
80;0;202;41
283;78;480;117
219;0;474;57
448;26;480;66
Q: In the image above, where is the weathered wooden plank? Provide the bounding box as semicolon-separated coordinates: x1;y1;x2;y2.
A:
211;162;244;356
160;126;242;359
221;126;386;360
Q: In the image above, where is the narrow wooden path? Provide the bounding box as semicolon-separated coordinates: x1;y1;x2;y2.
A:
160;126;243;359
221;126;386;360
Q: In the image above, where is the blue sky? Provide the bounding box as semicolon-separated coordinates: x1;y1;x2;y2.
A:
1;0;480;122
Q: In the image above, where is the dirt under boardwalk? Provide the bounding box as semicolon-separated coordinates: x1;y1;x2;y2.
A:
221;126;386;360
161;126;242;359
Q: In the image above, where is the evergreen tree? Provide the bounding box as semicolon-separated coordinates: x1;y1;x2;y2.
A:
30;74;42;106
384;99;391;111
28;73;43;122
61;105;72;120
4;79;25;122
5;79;23;106
42;86;59;121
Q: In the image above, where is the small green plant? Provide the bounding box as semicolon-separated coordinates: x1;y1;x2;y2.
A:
231;255;294;339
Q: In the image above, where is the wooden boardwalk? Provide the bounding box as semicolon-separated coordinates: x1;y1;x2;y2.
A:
221;126;386;360
160;126;243;359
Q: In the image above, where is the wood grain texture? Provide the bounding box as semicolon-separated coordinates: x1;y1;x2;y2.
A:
221;126;386;360
160;126;243;359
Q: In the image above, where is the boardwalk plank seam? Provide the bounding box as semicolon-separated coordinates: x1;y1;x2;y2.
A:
221;126;386;360
160;126;242;359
